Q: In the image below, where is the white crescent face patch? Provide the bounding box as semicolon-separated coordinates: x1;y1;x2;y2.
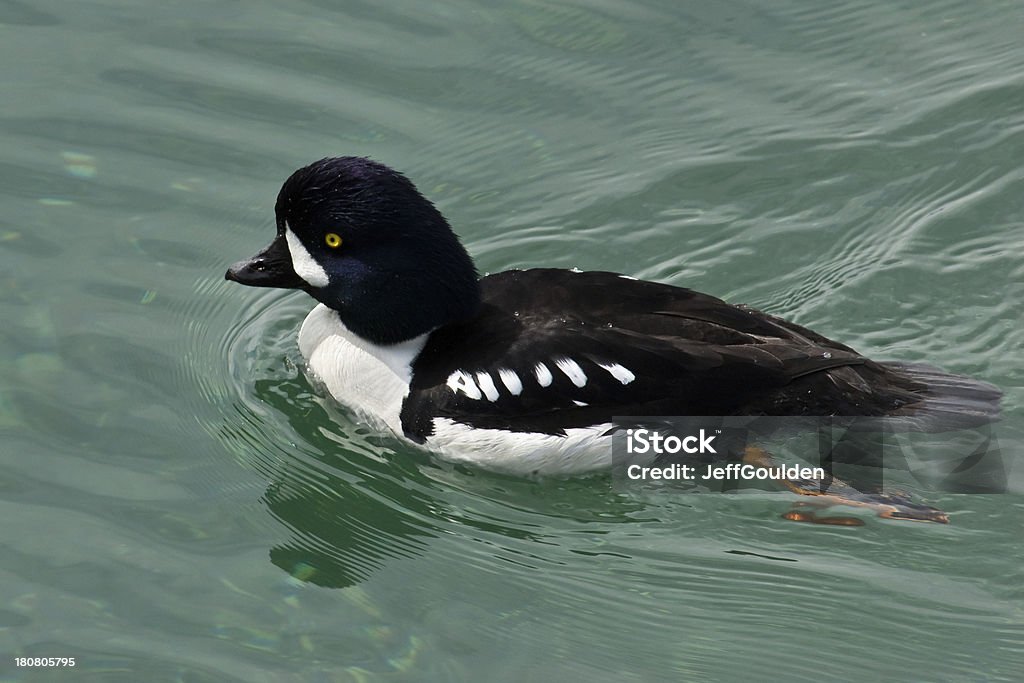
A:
285;227;330;288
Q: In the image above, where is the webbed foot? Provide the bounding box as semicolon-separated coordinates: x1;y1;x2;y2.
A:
742;446;948;524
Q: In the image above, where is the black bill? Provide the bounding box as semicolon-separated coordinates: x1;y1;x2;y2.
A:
225;233;306;289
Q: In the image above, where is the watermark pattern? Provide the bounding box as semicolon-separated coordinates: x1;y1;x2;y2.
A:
611;415;1007;495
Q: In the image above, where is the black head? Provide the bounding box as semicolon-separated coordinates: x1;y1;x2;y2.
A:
226;157;481;345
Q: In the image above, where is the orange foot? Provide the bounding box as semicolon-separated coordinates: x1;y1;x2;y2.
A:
742;445;949;524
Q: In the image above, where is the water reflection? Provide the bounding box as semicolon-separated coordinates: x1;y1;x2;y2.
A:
248;371;656;588
245;375;433;587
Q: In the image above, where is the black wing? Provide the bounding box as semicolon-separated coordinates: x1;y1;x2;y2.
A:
399;269;893;440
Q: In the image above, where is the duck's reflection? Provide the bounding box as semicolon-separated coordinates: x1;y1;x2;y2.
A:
254;376;444;588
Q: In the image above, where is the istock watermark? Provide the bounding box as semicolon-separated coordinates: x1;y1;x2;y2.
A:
625;428;719;455
610;415;1009;495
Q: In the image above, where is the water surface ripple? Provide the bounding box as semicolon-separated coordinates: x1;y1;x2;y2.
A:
1;0;1022;680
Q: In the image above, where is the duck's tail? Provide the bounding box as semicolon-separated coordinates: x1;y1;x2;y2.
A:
884;361;1002;433
865;361;1006;494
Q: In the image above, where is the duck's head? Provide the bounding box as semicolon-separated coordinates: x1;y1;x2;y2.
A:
226;157;481;345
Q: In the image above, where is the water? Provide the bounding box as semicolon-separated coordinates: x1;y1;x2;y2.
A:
2;0;1023;680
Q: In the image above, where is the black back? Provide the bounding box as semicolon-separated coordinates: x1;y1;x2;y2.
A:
399;269;922;439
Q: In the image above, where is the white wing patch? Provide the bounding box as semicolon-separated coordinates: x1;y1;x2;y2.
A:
555;357;588;387
534;362;553;387
598;362;636;385
447;370;482;400
475;371;500;402
499;369;523;396
284;227;329;288
572;400;588;407
448;360;628;401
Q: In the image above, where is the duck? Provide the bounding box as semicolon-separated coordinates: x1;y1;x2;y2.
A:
225;156;1001;479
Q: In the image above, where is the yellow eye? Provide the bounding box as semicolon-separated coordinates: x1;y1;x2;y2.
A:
324;233;342;248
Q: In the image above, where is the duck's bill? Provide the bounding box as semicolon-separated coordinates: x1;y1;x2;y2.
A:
225;233;306;289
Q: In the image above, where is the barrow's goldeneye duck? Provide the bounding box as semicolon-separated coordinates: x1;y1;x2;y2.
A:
225;156;1001;486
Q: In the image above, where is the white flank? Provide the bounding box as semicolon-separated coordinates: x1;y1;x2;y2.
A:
499;369;523;396
572;400;588;407
598;362;636;385
555;357;588;387
428;418;615;475
534;362;553;387
475;371;500;402
447;370;482;400
285;228;329;287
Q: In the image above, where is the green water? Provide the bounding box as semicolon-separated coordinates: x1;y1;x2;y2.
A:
2;1;1023;680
